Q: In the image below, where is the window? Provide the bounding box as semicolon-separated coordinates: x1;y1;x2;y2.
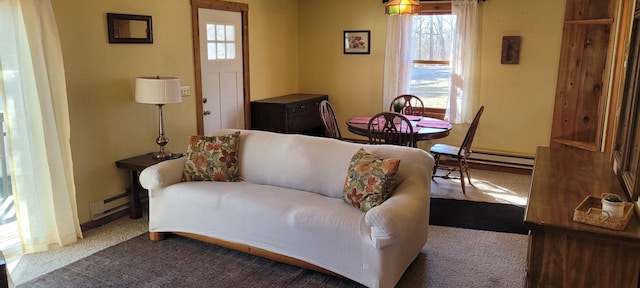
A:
410;14;455;109
614;12;640;202
206;23;235;60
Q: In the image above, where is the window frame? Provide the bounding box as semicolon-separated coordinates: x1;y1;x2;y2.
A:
613;10;640;202
409;3;453;113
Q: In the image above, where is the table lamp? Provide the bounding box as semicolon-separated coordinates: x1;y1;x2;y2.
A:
135;76;182;159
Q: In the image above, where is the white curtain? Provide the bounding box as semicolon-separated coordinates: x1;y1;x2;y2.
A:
448;0;481;124
0;0;82;253
382;14;414;111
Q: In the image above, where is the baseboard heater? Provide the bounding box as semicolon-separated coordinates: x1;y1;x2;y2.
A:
89;192;130;221
467;150;535;170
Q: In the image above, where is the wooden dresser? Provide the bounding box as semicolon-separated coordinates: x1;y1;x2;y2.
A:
524;147;640;287
250;93;328;135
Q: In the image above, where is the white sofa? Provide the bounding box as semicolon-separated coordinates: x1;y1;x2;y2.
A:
139;129;433;288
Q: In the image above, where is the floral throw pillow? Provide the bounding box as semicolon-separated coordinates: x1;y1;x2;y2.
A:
182;131;240;182
343;148;400;212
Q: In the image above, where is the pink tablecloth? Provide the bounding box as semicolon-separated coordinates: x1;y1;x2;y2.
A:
416;118;450;128
404;115;423;121
348;116;372;124
350;115;450;129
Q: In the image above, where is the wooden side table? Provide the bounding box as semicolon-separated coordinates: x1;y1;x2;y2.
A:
115;153;182;219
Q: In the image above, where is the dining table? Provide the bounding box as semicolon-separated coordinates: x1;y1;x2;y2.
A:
346;114;453;141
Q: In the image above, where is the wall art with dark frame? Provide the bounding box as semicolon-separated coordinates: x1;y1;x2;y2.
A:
344;30;370;54
107;13;153;44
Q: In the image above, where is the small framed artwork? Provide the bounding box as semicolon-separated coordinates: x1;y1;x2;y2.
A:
107;13;153;44
344;30;370;54
501;36;521;64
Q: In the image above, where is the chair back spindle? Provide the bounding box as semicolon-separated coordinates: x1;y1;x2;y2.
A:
458;106;484;157
430;106;485;194
319;100;342;140
389;94;425;117
367;112;414;147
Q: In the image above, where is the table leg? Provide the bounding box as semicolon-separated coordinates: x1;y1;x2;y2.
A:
127;170;142;219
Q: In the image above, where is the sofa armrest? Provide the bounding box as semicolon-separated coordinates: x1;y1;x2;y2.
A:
364;165;430;249
139;157;186;191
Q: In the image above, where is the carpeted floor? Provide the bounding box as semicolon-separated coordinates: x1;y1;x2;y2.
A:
430;169;531;206
18;226;528;288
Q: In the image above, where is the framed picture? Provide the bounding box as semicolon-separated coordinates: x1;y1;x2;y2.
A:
107;13;153;44
501;36;521;64
344;30;370;54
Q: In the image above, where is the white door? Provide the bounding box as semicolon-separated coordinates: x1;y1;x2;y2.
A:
198;8;244;134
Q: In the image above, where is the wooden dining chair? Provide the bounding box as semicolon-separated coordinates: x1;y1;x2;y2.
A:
430;106;485;194
389;94;425;116
319;100;368;143
319;100;342;139
367;112;415;147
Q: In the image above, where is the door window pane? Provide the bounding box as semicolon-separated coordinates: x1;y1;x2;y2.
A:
205;23;236;60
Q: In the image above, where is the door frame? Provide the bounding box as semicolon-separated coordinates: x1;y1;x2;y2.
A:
191;0;251;134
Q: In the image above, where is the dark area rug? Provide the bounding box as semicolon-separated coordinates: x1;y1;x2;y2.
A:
19;234;364;288
429;198;529;235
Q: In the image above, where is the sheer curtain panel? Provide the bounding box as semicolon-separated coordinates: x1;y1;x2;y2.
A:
448;0;481;124
383;14;414;111
0;0;81;253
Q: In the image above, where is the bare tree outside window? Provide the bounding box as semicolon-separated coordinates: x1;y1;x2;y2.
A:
410;15;455;109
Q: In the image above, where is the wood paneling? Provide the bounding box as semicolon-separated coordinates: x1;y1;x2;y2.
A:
550;0;618;151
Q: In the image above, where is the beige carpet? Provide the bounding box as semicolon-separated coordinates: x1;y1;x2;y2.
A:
431;169;531;206
7;214;149;286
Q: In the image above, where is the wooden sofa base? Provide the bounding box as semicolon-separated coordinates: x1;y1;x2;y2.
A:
149;231;342;278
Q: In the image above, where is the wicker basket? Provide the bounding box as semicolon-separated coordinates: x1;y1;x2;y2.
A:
573;196;634;231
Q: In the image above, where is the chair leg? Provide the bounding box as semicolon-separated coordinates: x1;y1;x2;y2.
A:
432;154;440;180
457;158;466;194
462;157;472;185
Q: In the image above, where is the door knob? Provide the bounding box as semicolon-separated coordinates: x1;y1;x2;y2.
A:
203;109;211;116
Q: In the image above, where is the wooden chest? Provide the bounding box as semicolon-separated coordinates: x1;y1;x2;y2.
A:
251;93;328;135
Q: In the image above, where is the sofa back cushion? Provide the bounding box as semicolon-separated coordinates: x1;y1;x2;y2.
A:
211;129;432;199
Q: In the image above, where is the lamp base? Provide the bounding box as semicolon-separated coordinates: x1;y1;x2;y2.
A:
152;150;174;160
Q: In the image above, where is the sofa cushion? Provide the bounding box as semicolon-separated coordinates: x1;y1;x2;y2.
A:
343;148;400;212
182;131;240;182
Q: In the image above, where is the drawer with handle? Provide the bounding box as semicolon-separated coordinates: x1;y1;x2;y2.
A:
287;99;322;114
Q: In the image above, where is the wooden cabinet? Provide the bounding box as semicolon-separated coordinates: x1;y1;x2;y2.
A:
524;147;640;287
250;93;328;135
550;0;618;151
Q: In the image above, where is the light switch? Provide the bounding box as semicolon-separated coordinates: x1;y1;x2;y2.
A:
180;86;191;97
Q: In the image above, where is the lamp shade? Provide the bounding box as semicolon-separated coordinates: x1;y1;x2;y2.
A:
385;0;420;15
135;77;182;104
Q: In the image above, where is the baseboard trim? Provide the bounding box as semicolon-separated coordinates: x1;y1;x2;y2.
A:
439;159;532;175
80;209;129;232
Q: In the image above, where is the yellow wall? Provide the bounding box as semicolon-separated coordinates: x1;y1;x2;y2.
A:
299;0;387;133
51;0;299;223
299;0;566;156
474;0;565;155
